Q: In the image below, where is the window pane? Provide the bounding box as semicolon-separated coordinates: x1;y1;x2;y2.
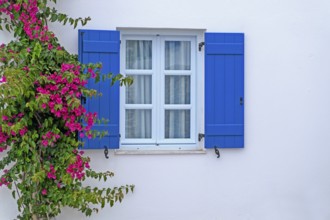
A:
126;75;152;104
165;76;190;104
126;40;152;70
126;110;152;138
165;41;191;70
165;110;190;138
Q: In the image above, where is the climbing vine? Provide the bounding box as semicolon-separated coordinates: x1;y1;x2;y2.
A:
0;0;133;219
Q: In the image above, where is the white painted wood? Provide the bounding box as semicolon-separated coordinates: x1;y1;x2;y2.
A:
120;30;199;149
114;149;206;155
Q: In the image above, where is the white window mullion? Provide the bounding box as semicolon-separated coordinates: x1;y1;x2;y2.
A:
159;36;166;142
151;36;158;143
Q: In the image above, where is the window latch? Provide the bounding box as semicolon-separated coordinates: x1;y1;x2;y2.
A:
198;133;205;142
214;146;220;158
240;97;244;105
198;42;205;51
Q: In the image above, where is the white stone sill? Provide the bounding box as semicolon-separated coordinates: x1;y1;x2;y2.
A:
114;149;206;155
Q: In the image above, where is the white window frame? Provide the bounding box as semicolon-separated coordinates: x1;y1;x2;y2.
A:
119;28;205;151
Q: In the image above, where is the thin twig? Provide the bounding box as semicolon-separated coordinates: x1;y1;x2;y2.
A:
34;113;42;126
13;181;22;200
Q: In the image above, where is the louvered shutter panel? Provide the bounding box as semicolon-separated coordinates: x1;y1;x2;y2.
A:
205;33;244;148
78;29;120;149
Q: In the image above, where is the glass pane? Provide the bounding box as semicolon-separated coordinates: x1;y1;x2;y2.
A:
126;75;152;104
165;41;191;70
126;110;152;138
165;76;190;104
126;40;152;70
165;110;190;138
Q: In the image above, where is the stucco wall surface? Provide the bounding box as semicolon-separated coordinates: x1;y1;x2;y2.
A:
1;0;330;219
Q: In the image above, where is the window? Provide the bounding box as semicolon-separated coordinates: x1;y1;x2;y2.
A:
78;29;244;151
120;30;200;150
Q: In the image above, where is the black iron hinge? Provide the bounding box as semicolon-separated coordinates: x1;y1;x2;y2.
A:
198;42;205;51
198;133;205;142
214;146;220;158
104;146;109;159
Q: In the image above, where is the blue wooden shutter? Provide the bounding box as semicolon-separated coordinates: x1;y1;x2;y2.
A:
205;33;244;148
78;29;120;149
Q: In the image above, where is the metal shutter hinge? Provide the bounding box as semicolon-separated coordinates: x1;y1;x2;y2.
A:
104;146;109;159
198;42;205;51
214;146;220;158
198;133;205;141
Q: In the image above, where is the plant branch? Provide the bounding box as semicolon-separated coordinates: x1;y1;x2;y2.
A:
34;112;42;127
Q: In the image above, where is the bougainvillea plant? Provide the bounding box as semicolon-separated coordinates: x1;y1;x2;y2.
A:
0;0;134;219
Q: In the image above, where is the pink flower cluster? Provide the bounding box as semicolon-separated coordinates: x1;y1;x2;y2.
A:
0;114;27;150
47;164;56;180
41;132;60;147
19;0;52;41
0;177;9;187
36;63;96;137
0;0;53;41
66;150;90;180
0;129;8;147
0;0;11;17
1;113;26;138
0;76;6;83
41;189;47;195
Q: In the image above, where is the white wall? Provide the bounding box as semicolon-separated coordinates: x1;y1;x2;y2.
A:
1;0;330;219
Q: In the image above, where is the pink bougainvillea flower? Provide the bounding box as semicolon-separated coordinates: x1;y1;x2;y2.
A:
47;43;53;50
0;76;6;83
41;140;48;147
13;4;21;12
47;165;56;180
22;66;29;71
41;189;47;195
87;68;96;78
2;116;8;121
19;127;28;136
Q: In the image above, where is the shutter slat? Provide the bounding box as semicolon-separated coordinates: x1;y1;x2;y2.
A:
83;41;119;53
205;33;244;149
78;30;120;149
205;43;244;55
206;125;243;135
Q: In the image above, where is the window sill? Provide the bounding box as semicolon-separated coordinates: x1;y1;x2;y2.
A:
114;149;206;155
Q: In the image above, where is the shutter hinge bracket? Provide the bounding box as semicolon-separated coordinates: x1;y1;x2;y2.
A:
104;146;109;159
214;146;220;158
198;133;205;142
198;42;205;51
